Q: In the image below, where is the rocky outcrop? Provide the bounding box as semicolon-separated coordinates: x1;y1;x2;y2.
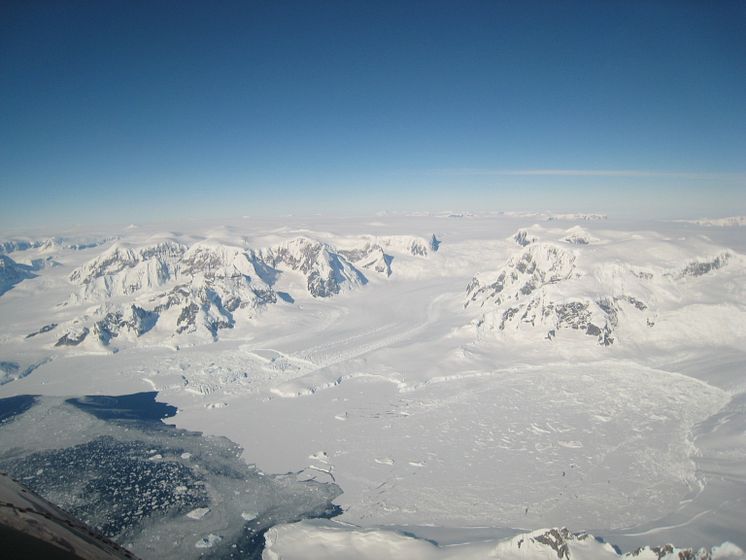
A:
679;253;730;278
511;229;539;247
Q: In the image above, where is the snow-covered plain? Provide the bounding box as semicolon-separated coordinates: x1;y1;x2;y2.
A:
1;214;745;558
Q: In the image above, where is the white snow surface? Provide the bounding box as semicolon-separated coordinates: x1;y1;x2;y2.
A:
262;522;743;560
1;214;746;555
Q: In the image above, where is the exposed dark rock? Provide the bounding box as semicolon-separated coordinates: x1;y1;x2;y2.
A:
176;303;200;335
627;543;713;560
534;528;571;559
499;307;520;330
680;253;730;278
619;295;647;311
93;306;159;345
512;229;537;247
55;328;90;347
0;361;20;375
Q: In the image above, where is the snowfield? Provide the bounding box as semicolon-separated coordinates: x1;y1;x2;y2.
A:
1;213;745;558
262;523;743;560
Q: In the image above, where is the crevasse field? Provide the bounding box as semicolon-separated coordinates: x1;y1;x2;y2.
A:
1;212;745;559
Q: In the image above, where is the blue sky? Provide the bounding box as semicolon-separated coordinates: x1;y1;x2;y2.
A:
1;0;745;229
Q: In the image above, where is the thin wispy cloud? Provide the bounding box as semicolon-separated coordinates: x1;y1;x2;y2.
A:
429;169;746;180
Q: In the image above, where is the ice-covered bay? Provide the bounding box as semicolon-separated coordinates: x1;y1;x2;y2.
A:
168;361;729;531
0;392;341;559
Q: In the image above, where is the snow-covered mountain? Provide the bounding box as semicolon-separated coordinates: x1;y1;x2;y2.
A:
54;233;438;346
0;255;36;296
377;234;438;256
69;240;187;300
562;225;596;245
0;239;41;254
0;235;116;255
336;234;438;277
259;236;367;297
64;240;276;344
677;252;730;278
339;242;393;277
465;243;620;344
39;235;116;253
466;243;579;308
465;240;744;347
